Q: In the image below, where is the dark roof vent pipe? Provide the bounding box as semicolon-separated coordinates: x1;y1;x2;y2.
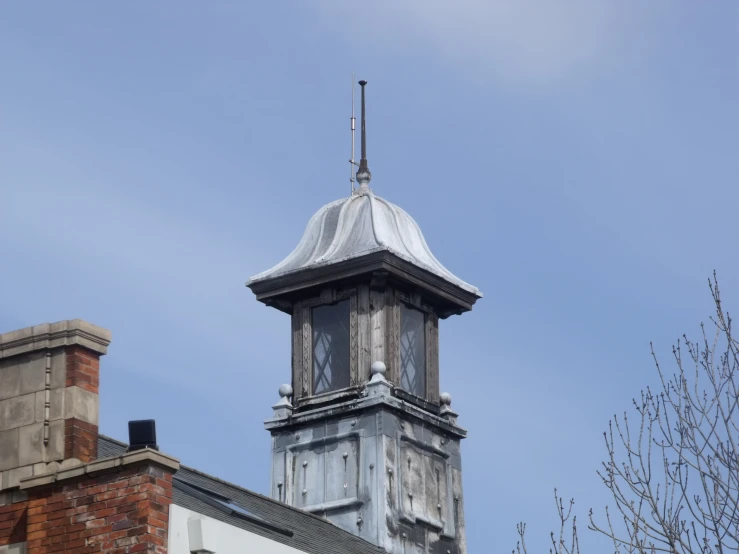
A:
127;419;159;451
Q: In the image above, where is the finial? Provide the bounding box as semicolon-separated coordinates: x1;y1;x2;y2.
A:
271;384;293;419
440;392;458;423
370;361;387;382
356;80;372;188
367;360;392;397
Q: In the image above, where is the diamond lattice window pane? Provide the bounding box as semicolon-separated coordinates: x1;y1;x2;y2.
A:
312;300;351;394
400;303;426;397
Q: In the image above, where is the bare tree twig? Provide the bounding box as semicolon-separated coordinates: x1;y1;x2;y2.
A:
516;273;739;554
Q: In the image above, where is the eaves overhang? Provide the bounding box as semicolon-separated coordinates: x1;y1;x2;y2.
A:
246;250;481;319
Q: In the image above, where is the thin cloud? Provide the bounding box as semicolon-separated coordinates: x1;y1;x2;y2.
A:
317;0;639;85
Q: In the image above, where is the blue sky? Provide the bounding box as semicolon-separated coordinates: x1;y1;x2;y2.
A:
1;2;738;552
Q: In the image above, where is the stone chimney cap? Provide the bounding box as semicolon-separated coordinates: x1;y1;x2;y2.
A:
0;319;112;359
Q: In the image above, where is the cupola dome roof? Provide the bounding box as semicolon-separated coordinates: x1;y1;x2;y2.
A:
247;190;480;297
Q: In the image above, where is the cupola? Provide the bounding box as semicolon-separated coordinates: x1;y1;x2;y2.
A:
247;188;481;405
248;80;480;554
247;82;481;408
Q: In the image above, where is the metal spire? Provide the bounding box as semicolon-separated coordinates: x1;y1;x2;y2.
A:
349;74;356;194
356;80;371;188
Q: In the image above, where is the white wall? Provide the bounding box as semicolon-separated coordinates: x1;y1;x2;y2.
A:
168;504;307;554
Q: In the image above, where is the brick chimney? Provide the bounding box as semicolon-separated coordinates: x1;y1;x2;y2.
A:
0;320;111;491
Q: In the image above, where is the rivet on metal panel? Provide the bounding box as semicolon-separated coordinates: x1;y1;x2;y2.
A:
369;463;375;469
295;433;301;440
303;461;308;467
302;489;307;495
388;468;393;475
351;419;357;426
343;452;348;459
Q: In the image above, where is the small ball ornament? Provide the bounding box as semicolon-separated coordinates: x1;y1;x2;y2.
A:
370;361;387;376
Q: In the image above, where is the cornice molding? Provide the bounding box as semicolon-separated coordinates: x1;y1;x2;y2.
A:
0;319;112;359
249;250;480;318
265;388;467;439
20;448;180;490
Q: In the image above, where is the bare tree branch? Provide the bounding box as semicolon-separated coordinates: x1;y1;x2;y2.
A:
516;273;739;554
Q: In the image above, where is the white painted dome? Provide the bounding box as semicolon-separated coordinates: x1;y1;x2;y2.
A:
248;189;480;296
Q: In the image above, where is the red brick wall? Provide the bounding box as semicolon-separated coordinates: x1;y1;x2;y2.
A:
0;497;28;547
64;419;98;463
64;346;101;463
25;463;173;554
65;346;100;394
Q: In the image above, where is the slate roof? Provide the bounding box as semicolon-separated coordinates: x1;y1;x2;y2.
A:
246;189;481;297
98;435;386;554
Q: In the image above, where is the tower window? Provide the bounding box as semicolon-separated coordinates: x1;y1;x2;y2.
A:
399;303;426;397
312;299;351;394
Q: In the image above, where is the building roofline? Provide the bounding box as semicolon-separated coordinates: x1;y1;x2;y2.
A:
97;434;387;554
